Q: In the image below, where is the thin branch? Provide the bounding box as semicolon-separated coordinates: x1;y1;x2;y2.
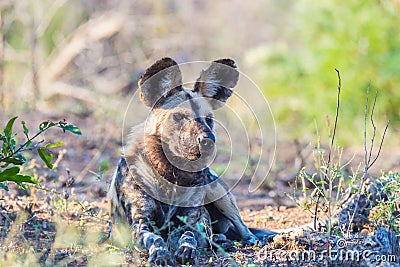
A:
327;68;341;166
347;83;371;236
0;122;59;162
367;91;378;168
346;85;390;236
313;189;320;230
314;68;341;231
363;83;370;178
369;119;390;168
0;131;44;162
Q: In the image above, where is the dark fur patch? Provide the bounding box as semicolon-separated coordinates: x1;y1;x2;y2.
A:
139;57;183;107
193;59;239;108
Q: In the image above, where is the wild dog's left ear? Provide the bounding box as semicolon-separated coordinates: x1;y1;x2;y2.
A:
193;58;239;109
139;57;183;108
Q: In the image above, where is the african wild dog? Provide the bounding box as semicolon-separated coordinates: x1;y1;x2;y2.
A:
109;58;273;265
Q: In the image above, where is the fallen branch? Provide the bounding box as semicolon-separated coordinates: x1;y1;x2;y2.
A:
38;12;124;89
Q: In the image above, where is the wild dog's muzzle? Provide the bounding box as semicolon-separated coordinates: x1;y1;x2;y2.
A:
197;133;215;149
177;117;215;161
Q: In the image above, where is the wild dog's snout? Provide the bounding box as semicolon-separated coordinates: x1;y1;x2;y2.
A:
194;117;215;149
197;134;215;148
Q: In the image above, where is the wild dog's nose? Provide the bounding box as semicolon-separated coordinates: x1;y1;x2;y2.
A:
197;134;215;148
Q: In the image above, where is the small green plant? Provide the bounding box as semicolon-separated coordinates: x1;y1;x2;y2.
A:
289;70;390;235
0;116;81;191
288;70;347;234
293;144;348;234
372;172;400;232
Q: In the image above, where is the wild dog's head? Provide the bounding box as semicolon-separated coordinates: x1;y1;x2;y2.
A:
139;57;238;172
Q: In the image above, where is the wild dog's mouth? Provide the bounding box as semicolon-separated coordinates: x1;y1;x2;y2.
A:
160;115;217;171
180;141;202;161
179;137;215;162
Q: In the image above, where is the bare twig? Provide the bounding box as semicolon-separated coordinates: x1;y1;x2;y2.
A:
313;69;342;231
39;13;124;89
346;85;390;235
294;139;307;200
363;83;370;179
369;119;390;168
367;91;378;167
327;68;341;166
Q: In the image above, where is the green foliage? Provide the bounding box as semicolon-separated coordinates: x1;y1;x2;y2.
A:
0;116;82;191
246;0;400;142
288;143;349;234
372;172;400;232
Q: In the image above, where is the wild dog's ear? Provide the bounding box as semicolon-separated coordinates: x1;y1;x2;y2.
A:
139;57;182;107
193;58;239;109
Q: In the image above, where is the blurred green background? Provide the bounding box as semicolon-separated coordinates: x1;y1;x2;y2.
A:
1;0;399;146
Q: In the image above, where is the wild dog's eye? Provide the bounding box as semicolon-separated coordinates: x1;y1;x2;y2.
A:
205;116;213;126
173;113;185;122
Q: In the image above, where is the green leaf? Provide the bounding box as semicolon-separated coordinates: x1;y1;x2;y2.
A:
38;121;55;132
25;140;32;148
58;124;82;135
13;174;39;186
7;175;38;185
21;121;29;138
0;168;36;185
2;156;26;165
46;142;64;149
38;147;54;169
0;166;20;179
16;181;28;191
4;116;18;138
36;142;63;169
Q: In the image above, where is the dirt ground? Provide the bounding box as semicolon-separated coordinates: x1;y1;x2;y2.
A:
1;112;399;266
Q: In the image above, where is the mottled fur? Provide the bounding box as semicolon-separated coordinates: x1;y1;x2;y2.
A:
109;58;260;265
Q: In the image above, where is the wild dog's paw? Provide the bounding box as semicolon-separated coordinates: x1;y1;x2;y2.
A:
148;245;174;266
242;235;259;246
212;233;227;243
212;234;234;251
175;231;198;265
259;234;275;247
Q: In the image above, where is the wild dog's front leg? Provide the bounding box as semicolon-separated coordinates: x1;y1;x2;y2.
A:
128;202;176;266
128;197;174;265
133;222;174;266
205;172;258;245
109;158;174;265
175;231;198;265
213;191;258;245
174;207;210;264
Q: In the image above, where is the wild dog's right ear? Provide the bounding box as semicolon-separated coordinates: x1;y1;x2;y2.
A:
138;57;182;107
193;58;239;109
